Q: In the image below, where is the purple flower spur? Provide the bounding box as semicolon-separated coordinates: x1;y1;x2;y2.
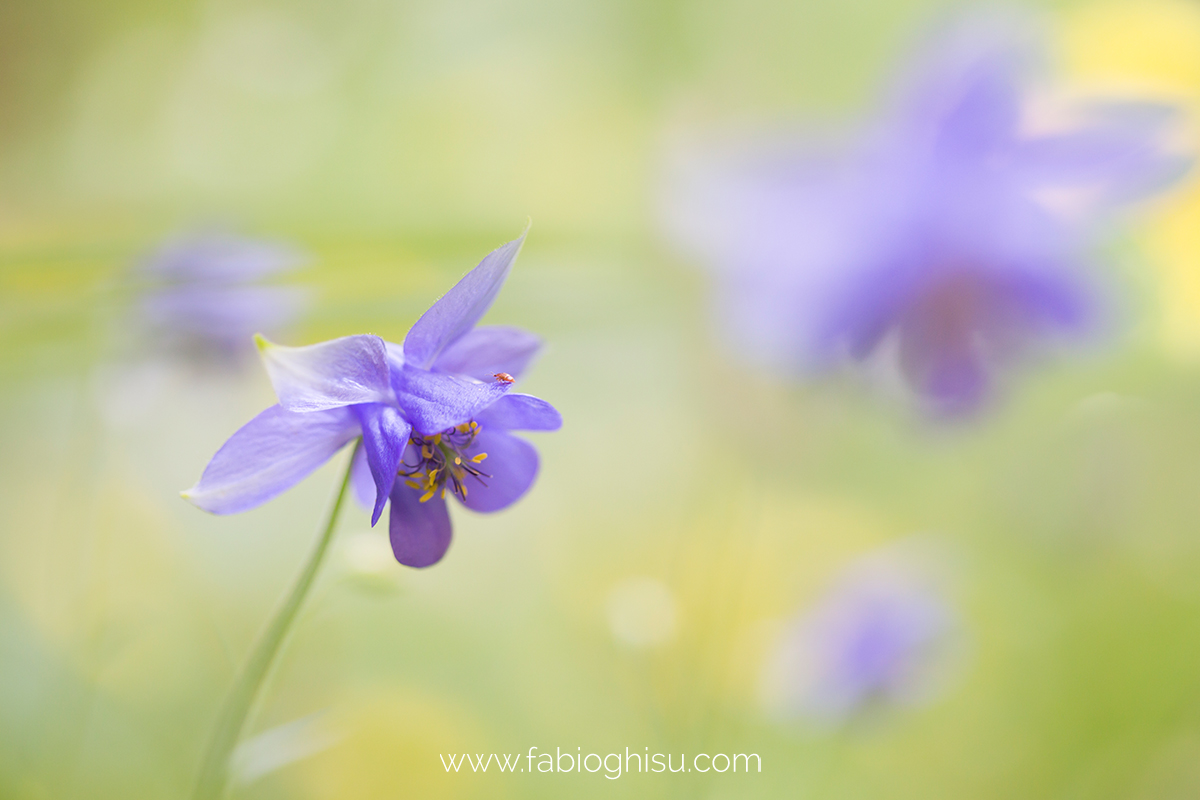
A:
182;232;560;567
662;12;1189;414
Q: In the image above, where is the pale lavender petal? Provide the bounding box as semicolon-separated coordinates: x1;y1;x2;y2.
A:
475;393;561;432
928;52;1020;161
141;232;307;283
432;325;542;381
459;429;539;513
1002;267;1091;331
352;403;412;526
894;11;1026;160
141;286;310;353
388;485;452;567
384;340;405;370
257;334;394;412
349;441;374;510
182;405;359;514
1014;104;1193;205
391;364;511;435
403;232;527;369
135;231;312;362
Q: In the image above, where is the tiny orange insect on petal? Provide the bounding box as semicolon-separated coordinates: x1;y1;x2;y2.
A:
493;372;515;384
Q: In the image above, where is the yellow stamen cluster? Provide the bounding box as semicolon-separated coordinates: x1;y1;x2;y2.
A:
400;421;490;503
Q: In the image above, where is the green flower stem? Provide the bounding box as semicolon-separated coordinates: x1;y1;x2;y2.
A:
191;446;357;800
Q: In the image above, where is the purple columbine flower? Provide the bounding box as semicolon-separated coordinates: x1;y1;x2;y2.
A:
138;232;311;361
662;13;1189;414
762;550;962;724
181;232;560;567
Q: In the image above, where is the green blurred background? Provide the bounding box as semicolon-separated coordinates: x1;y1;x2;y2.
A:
5;0;1200;797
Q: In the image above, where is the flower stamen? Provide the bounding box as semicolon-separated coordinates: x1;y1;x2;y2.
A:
400;421;491;503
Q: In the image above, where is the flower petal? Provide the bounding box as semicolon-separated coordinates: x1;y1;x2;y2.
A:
896;11;1025;161
385;340;405;370
459;429;539;513
352;403;412;526
403;231;528;369
349;440;375;510
257;334;394;412
388;484;452;567
392;364;511;435
182;405;359;514
1014;103;1192;207
904;344;991;417
141;286;311;352
431;325;542;381
141;232;307;283
475;393;562;431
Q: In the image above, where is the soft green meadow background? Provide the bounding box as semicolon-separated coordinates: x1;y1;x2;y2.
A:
5;0;1200;798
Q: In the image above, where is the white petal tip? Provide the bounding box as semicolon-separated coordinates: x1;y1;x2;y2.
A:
181;491;220;514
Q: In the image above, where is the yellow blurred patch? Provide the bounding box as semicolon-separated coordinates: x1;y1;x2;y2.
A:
1061;0;1200;96
288;687;505;800
1146;185;1200;355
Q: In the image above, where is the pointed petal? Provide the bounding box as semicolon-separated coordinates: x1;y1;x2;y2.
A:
182;405;359;514
403;231;528;369
388;485;452;567
352;403;412;526
896;11;1026;160
349;440;375;510
392;364;511;435
1014;103;1192;206
475;393;561;431
459;429;539;513
432;325;542;381
257;334;394;412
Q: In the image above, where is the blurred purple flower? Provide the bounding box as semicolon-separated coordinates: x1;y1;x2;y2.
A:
138;232;311;361
182;232;560;567
762;549;962;724
663;12;1189;414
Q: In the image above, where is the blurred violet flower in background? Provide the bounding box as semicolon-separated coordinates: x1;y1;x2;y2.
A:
761;546;964;725
662;11;1190;414
183;232;561;567
136;231;311;362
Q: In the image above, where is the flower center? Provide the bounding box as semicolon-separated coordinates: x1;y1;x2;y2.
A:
400;421;490;503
